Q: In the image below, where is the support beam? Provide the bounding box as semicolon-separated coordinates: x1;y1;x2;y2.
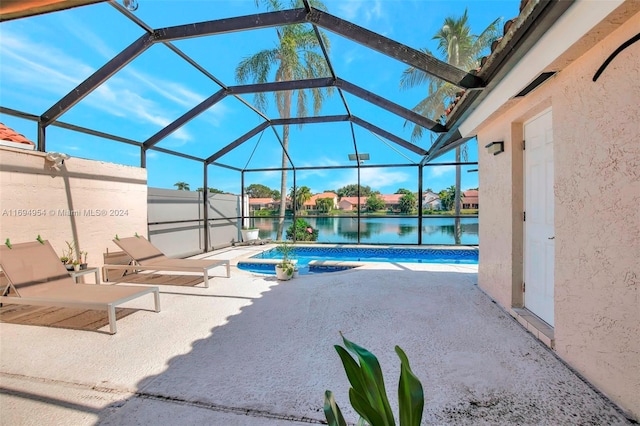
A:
144;89;227;148
0;106;38;120
41;33;155;125
424;136;474;163
37;121;45;152
154;8;308;41
203;163;209;252
337;79;446;133
271;114;349;126
351;116;427;156
149;146;206;163
206;122;270;164
51;120;142;147
243;163;415;173
418;165;423;245
307;9;484;89
209;162;244;172
227;77;334;95
153;6;482;89
421;130;464;165
241;171;245;230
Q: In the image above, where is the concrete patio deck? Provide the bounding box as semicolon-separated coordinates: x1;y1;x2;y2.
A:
0;245;632;425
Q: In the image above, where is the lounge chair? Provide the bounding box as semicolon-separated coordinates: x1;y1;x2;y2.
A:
103;236;230;288
0;240;160;334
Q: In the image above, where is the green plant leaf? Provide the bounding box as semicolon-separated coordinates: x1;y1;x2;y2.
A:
341;335;395;426
336;343;386;425
324;390;347;426
335;345;367;394
395;346;424;426
349;388;386;426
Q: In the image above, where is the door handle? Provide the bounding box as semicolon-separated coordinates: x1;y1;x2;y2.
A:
548;236;555;240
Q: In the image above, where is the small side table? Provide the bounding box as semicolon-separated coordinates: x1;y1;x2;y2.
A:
69;267;100;284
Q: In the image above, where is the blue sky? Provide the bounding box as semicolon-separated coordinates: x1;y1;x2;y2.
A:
0;0;519;195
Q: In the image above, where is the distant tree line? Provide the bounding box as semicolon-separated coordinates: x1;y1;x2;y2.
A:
245;183;280;199
242;183;463;214
172;182;224;194
176;181;471;214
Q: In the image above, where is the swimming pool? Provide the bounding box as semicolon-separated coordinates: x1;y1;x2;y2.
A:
237;246;478;275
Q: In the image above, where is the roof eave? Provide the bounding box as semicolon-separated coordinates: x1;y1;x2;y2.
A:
0;0;107;22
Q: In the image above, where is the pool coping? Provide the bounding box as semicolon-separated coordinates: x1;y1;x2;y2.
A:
236;257;366;272
274;243;479;250
234;243;477;273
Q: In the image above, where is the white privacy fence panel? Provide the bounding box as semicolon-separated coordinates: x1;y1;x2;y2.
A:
147;188;241;257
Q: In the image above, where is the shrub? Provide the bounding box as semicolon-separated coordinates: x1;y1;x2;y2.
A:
286;218;318;241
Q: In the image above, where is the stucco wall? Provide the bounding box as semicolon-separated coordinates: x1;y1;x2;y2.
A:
476;12;640;420
0;147;148;273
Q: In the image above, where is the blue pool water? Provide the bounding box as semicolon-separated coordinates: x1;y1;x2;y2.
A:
237;246;478;275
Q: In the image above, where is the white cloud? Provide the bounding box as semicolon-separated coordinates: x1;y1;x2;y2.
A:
337;1;360;21
323;167;409;193
0;33;92;95
297;156;342;169
0;32;226;144
342;48;359;66
200;102;232;127
427;165;454;178
360;167;408;188
60;13;115;60
125;68;205;109
337;0;383;24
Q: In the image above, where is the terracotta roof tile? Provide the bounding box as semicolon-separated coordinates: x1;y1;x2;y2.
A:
444;4;528;119
0;123;36;146
248;197;275;204
304;192;338;206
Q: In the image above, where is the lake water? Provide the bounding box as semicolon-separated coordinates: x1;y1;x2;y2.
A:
250;216;478;245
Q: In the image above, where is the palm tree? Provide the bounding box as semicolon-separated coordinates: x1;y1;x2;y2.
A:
290;185;312;212
173;181;190;191
236;0;333;240
400;9;500;243
400;9;501;137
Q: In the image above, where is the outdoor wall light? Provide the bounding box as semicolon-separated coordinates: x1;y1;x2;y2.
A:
485;141;504;156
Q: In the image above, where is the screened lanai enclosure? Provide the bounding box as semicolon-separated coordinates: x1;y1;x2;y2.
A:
0;0;504;247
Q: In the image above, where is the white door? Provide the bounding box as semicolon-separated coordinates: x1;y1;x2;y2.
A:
524;109;555;326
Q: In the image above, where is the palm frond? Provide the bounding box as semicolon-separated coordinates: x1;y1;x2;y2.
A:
256;0;283;11
236;49;279;112
241;0;333;121
472;16;503;62
296;89;308;121
401;8;502;140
